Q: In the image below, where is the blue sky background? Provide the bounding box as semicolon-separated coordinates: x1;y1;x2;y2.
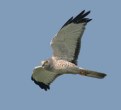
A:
0;0;121;110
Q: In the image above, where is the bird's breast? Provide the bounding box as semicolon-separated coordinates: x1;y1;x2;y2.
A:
52;60;79;73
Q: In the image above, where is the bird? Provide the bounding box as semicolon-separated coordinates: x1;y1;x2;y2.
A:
31;10;107;91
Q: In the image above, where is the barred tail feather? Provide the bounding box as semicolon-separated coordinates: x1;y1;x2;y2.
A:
80;69;107;79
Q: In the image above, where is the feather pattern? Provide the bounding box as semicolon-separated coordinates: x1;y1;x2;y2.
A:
31;66;59;91
31;10;106;91
51;10;92;64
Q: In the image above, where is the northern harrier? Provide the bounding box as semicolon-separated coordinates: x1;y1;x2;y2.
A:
31;10;107;91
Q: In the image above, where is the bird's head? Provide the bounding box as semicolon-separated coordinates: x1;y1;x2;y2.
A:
41;60;50;69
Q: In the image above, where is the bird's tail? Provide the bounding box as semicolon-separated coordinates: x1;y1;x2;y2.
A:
79;68;106;79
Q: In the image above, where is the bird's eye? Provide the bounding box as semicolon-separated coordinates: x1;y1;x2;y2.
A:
42;61;48;67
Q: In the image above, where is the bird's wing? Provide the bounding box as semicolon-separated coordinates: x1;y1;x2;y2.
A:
31;66;59;91
51;10;92;65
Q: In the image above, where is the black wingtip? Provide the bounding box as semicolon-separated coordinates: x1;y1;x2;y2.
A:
72;10;92;23
80;10;85;15
80;10;91;18
31;76;50;91
61;10;92;29
87;18;92;23
80;18;92;23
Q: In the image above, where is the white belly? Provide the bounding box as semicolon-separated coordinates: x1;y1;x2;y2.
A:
53;60;80;74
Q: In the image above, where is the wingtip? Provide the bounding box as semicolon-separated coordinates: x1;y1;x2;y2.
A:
81;10;91;14
80;10;85;14
72;10;92;24
31;76;50;91
60;10;92;28
86;18;92;23
87;10;91;14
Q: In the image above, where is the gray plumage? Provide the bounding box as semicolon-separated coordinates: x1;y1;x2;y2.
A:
31;10;106;91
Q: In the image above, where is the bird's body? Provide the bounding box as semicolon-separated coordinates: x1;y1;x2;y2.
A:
31;10;107;91
44;57;80;74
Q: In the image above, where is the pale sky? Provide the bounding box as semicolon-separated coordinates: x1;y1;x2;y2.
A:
0;0;121;110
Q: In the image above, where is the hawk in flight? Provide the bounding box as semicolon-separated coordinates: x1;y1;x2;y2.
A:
31;10;106;91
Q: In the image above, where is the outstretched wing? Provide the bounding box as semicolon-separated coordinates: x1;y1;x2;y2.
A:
31;66;59;91
51;10;92;65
